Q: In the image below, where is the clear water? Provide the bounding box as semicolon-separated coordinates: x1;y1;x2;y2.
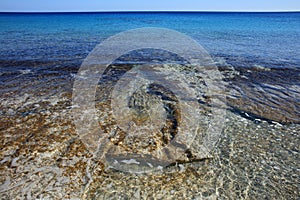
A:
0;12;300;67
0;12;299;199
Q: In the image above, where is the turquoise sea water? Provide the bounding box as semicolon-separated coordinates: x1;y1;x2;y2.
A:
0;12;300;67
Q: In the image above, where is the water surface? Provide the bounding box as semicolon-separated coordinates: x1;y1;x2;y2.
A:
0;12;299;199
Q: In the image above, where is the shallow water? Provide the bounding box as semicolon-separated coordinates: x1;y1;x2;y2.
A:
0;12;299;199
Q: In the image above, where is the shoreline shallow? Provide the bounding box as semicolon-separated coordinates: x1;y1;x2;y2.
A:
1;94;299;199
0;60;299;199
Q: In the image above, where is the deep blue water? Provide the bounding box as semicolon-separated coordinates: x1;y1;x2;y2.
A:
0;12;300;68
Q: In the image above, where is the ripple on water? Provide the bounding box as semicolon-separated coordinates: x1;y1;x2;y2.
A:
0;56;299;199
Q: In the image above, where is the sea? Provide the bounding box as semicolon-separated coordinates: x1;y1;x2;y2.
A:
0;12;299;199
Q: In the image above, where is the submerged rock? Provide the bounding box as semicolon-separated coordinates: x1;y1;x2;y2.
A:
225;67;300;124
1;53;299;198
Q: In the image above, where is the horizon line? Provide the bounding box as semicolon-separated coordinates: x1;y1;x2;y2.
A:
1;10;300;13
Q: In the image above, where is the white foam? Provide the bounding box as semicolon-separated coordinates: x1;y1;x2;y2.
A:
121;159;140;165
